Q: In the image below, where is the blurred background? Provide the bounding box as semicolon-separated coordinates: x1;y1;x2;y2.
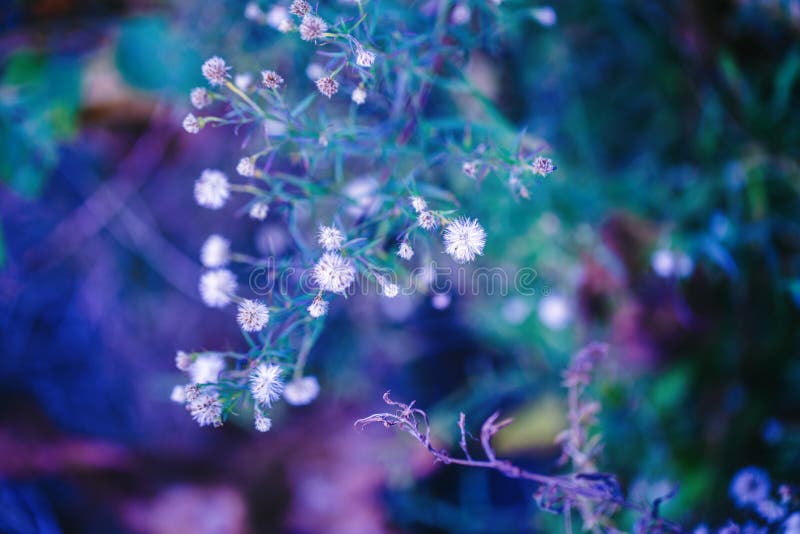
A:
2;1;800;532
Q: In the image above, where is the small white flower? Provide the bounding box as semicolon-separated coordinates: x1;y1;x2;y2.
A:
188;392;223;427
245;2;267;23
249;201;269;220
351;86;367;105
182;113;200;134
183;384;200;402
170;385;187;403
462;160;478;178
307;295;328;318
397;242;414;260
531;156;556;176
284;376;320;406
313;252;356;294
199;269;237;308
410;195;427;213
289;0;311;17
235;72;254;91
305;63;325;80
194;169;230;209
200;234;231;268
236;157;255;177
190;88;211;109
175;350;192;371
443;217;486;263
355;47;376;68
254;411;272;432
189;354;225;384
450;3;471;24
201;56;230;87
299;14;328;41
237;299;270;332
318;225;345;251
531;6;557;27
249;363;285;406
278;18;293;32
378;275;399;298
261;70;284;89
315;76;339;98
418;211;438;231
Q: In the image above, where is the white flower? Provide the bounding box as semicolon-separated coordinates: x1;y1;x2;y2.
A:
170;385;186;403
235;72;253;91
249;363;285;406
318;225;345;251
397;242;414;260
190;88;211;109
351;86;367;105
443;217;486;263
188;392;223;427
237;299;270;332
355;47;376;67
531;6;557;27
284;376;320;406
175;350;192;371
200;234;231;268
378;276;399;298
450;3;471;24
315;76;339;98
418;211;437;231
254;411;272;432
278;18;293;32
462;160;478;178
182;113;200;134
249;201;269;220
194;169;230;209
189;354;225;384
299;14;328;41
531;156;556;176
199;269;237;308
289;0;311;17
307;295;328;318
201;56;230;87
236;157;255;177
410;195;427;213
313;252;356;294
537;294;571;331
245;2;267;23
260;70;284;89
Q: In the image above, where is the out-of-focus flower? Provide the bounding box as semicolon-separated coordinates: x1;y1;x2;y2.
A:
300;15;328;41
432;293;451;310
235;72;253;91
189;354;225;384
318;225;345;251
450;3;471;24
194;170;230;209
182;114;200;134
290;0;311;17
756;500;785;523
537;294;571;330
249;363;285;406
190;88;211;109
313;253;356;294
352;86;367;105
730;467;771;507
315;76;339;98
200;234;231;268
410;195;427;213
170;385;186;403
237;157;255;177
249;201;269;220
261;70;284;89
201;56;230;86
284;376;320;405
651;248;693;278
443;217;486;263
785;512;800;534
266;5;291;31
199;269;237;308
378;276;399;298
245;2;267;23
531;6;557;27
237;300;270;332
175;351;192;371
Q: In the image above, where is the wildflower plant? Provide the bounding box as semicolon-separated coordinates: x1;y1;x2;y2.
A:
173;0;558;431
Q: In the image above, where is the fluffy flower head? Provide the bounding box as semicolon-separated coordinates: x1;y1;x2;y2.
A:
188;392;223;427
289;0;311;17
189;354;225;384
397;242;414;260
249;363;285;406
261;70;284;89
532;156;556;176
318;225;345;251
200;234;231;268
730;467;771;507
201;56;230;86
418;211;438;231
443;217;486;263
182;114;200;134
315;76;339;98
307;295;329;318
194;169;230;209
313;253;356;294
410;195;427;213
351;86;367;105
255;411;272;432
237;299;270;332
190;88;211;109
237;157;255;177
355;47;376;68
249;201;269;220
199;269;237;308
300;15;328;41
